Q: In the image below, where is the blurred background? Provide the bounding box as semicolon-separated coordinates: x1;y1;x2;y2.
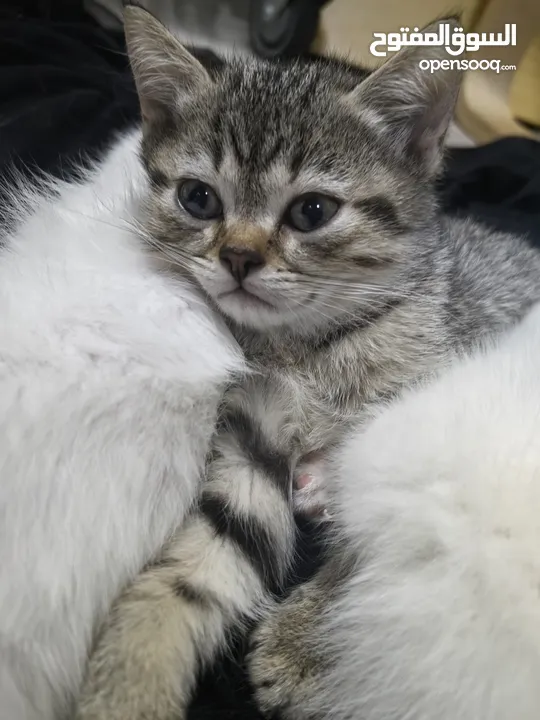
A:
82;0;540;147
2;0;539;148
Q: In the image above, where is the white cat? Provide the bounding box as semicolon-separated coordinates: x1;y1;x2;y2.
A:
0;131;243;720
321;301;540;720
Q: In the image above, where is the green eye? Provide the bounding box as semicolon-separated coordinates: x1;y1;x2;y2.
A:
285;193;340;233
177;179;223;220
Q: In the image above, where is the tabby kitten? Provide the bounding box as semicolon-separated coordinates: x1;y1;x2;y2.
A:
76;7;540;719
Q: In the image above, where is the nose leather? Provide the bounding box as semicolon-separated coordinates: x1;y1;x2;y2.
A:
219;246;265;283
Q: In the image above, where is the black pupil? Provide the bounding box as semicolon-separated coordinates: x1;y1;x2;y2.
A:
302;198;324;227
188;184;210;210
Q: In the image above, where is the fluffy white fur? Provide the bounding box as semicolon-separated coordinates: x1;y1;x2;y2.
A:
323;302;540;720
0;131;243;720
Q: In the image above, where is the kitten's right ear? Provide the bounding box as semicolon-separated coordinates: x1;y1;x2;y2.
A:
347;18;462;176
124;4;212;125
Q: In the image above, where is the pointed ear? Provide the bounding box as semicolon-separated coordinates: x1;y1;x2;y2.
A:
348;18;462;175
124;4;212;125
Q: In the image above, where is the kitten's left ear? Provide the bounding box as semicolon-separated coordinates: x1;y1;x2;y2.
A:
124;3;213;125
348;18;463;175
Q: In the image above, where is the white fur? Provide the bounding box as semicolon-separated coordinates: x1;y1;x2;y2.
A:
0;131;243;719
323;302;540;720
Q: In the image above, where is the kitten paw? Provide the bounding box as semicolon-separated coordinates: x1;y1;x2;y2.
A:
248;589;324;720
293;456;331;520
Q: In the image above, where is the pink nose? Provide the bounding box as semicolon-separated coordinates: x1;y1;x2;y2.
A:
219;246;265;283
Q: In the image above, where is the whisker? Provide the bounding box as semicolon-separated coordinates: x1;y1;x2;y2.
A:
278;277;439;305
61;207;210;276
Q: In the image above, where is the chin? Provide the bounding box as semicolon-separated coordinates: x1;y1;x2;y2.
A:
216;289;284;330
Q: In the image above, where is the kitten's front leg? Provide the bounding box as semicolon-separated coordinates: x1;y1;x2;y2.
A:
74;514;230;720
248;552;353;720
75;396;296;720
249;578;327;720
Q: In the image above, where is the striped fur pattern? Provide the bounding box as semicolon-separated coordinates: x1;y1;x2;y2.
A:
75;7;540;720
75;394;295;720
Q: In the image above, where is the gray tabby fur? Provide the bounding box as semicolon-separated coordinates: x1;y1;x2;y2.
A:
75;6;540;719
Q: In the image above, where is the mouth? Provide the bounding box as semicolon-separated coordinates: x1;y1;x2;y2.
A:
219;287;275;310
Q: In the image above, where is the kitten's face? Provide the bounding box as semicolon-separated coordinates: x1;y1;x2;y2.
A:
126;9;460;335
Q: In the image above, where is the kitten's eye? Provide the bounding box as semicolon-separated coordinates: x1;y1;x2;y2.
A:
177;179;223;220
285;194;340;233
